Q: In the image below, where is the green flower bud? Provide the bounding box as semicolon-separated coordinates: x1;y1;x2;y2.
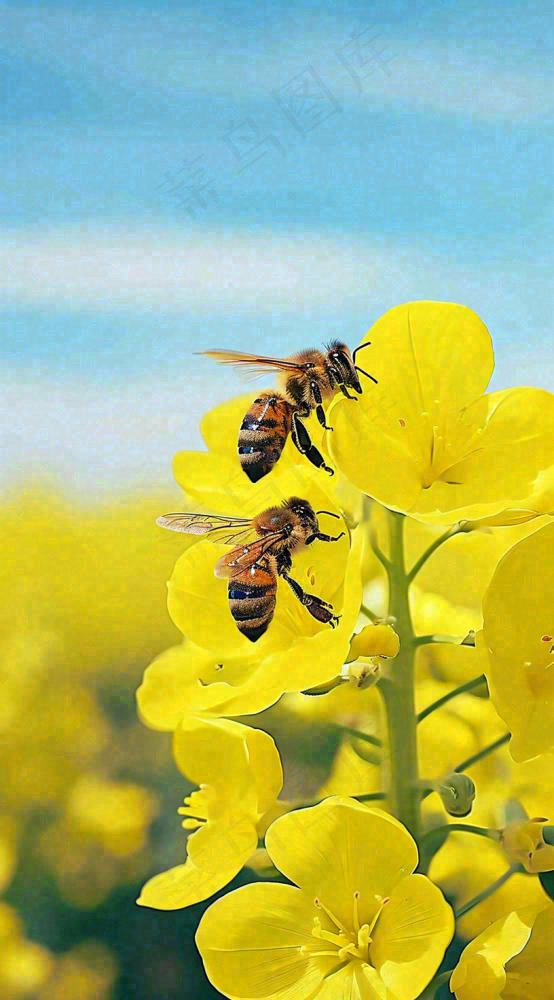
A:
438;773;476;817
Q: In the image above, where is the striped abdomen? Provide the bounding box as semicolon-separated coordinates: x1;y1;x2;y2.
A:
227;555;277;642
238;392;293;483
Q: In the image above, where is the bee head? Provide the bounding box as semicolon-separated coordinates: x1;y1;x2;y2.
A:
284;497;317;528
325;340;363;394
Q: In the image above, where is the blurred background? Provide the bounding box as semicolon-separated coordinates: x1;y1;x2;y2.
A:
2;0;553;996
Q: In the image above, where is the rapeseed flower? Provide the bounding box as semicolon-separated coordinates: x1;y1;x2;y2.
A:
450;903;554;999
138;532;365;727
196;797;453;999
138;717;283;909
480;520;554;760
327;302;554;525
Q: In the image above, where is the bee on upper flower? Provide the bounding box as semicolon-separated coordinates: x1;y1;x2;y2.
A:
202;341;376;481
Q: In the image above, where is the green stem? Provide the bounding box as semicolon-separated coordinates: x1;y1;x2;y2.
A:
454;733;510;773
379;510;421;840
407;524;464;583
333;724;382;749
414;633;476;648
354;791;386;802
455;866;518;919
369;525;391;570
361;603;381;624
419;823;500;850
417;675;487;723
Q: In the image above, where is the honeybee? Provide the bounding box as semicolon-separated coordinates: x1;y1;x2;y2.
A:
157;497;345;642
202;341;376;482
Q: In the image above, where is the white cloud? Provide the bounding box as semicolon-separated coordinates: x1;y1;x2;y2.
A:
2;371;229;496
2;226;379;312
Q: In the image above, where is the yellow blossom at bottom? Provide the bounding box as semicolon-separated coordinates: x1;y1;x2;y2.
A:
196;797;453;1000
451;903;554;999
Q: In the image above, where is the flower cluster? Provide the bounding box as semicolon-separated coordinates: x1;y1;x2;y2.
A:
138;302;554;999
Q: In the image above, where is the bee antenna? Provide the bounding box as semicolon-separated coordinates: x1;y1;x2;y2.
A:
352;341;372;362
355;365;378;384
315;509;340;519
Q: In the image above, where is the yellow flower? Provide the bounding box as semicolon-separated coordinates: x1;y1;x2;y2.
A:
327;302;554;524
138;717;283;909
501;818;554;874
36;942;117;1000
0;902;53;1000
450;903;554;999
430;835;546;940
63;776;158;858
481;520;554;761
196;797;453;1000
137;532;363;728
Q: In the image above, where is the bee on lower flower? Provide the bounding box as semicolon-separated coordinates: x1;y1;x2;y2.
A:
157;497;345;642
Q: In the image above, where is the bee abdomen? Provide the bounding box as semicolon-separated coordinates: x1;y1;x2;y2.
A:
228;580;276;643
238;392;293;482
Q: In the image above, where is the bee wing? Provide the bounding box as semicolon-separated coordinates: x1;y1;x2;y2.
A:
214;531;286;579
156;512;258;546
200;350;310;381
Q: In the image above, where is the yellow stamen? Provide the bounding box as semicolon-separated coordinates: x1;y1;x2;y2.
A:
314;897;348;934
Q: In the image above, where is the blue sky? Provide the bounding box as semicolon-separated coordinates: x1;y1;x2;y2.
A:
3;0;553;494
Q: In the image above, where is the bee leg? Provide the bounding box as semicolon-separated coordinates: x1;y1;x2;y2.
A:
310;381;333;431
291;412;334;476
306;531;346;544
281;572;339;627
338;383;358;400
316;404;333;430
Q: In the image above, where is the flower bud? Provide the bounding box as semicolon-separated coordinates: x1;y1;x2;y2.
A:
347;624;399;663
438;773;476;817
341;659;381;689
501;818;554;873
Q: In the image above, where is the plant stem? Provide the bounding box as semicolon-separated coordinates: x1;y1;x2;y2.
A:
417;675;487;723
379;509;421;840
333;723;382;748
419;823;500;851
369;525;391;570
407;524;464;583
361;603;381;624
454;733;510;773
455;866;518;919
413;633;476;648
354;791;386;802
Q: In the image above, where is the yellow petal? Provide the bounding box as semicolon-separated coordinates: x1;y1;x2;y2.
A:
265;797;418;931
450;906;539;999
196;882;334;1000
136;642;236;731
482;520;554;760
243;725;284;818
348;623;400;661
172;717;272;812
316;963;392;999
137;861;236;912
504;904;554;998
137;818;257;910
371;874;454;999
327;301;493;513
413;387;554;524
